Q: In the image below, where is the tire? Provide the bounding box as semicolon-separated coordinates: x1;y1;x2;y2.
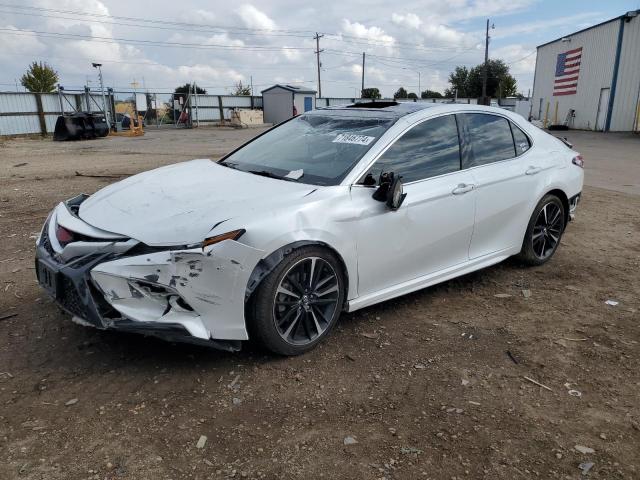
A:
249;246;345;356
517;194;566;266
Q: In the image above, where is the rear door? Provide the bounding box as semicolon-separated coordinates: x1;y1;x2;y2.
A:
461;113;544;259
351;114;477;297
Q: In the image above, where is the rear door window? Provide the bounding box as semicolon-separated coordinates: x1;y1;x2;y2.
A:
464;113;516;167
362;114;461;184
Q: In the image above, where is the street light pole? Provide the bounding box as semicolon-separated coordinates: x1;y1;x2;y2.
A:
92;63;110;126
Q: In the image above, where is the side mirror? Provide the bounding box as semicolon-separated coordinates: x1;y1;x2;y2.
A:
372;172;407;210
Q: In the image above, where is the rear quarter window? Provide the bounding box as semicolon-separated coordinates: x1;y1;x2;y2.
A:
511;122;531;155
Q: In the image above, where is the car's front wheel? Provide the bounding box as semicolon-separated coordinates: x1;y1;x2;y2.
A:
249;246;345;355
518;194;566;266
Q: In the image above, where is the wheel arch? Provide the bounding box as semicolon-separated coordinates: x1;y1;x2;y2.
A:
244;240;350;309
546;188;570;229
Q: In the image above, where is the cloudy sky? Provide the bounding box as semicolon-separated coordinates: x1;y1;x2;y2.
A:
1;0;638;97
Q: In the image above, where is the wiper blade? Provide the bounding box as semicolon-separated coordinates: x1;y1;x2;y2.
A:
248;170;297;182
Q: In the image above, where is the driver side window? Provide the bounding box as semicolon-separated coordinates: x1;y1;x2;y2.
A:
362;114;461;184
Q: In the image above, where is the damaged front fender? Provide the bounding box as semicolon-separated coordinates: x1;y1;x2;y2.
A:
90;240;265;341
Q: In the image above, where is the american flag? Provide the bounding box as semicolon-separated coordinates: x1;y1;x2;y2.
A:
553;47;582;96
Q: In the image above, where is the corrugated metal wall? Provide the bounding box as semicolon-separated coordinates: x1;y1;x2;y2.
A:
532;19;621;130
0;92;264;135
532;15;640;131
610;15;640;131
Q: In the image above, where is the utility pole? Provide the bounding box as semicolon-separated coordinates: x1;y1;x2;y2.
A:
92;63;110;126
314;32;324;98
361;52;365;98
418;71;421;98
481;19;493;106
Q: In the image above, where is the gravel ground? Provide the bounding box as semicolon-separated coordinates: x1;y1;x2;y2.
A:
0;127;639;480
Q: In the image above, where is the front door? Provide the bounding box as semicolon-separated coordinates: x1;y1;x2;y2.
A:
351;114;476;297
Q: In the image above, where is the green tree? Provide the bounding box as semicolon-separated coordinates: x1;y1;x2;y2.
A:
174;83;206;95
233;81;252;96
407;92;418;99
361;87;381;99
421;90;443;99
20;61;58;93
498;75;517;97
444;66;469;98
465;59;516;98
393;87;408;99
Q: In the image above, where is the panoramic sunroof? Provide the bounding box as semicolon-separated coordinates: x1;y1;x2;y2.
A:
346;101;399;109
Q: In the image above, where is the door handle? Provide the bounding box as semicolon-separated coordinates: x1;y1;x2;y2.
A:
452;183;474;195
525;166;542;175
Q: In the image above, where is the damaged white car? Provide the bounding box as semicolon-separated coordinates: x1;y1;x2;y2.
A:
36;102;583;355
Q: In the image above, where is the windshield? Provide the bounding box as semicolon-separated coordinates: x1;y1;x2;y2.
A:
219;114;395;186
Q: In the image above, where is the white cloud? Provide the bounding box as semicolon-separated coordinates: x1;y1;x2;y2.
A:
179;9;217;25
281;47;302;61
341;19;395;47
391;13;422;30
236;5;277;31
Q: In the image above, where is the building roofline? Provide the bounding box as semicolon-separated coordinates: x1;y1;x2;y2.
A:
261;84;317;94
536;10;639;49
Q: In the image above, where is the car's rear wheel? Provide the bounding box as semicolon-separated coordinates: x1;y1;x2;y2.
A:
518;194;566;266
250;246;345;355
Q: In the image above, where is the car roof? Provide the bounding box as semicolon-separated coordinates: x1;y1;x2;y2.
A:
309;102;511;120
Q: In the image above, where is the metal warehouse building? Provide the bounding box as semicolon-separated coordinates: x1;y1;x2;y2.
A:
531;10;640;132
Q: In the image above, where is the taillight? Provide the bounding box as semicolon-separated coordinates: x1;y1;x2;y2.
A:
56;225;75;246
572;155;584;168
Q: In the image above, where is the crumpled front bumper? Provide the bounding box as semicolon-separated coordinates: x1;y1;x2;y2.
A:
35;205;264;350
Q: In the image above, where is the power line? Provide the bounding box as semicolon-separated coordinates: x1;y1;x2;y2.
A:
0;3;478;52
0;27;313;52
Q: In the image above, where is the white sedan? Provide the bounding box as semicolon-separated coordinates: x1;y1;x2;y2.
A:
35;102;583;355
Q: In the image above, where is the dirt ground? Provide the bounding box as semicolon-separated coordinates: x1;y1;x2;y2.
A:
0;127;639;480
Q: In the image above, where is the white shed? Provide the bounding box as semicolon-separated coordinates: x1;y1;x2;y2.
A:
261;85;317;124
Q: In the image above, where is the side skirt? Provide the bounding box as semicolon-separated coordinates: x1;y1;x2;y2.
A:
346;247;518;312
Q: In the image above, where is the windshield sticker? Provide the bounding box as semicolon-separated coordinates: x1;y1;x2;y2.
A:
285;169;304;180
332;133;376;146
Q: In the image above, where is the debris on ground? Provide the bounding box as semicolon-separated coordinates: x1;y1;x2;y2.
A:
343;436;358;446
574;445;595;454
578;461;594;475
400;446;422;456
494;293;512;298
522;289;532;298
196;435;207;449
65;398;78;406
605;299;619;306
523;376;552;391
0;313;18;322
506;350;519;364
361;332;379;339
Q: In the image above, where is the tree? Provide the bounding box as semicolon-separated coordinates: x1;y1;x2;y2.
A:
174;83;206;95
444;66;469;98
233;81;252;96
20;62;58;93
465;59;516;98
498;75;517;98
421;90;443;99
361;87;381;99
445;60;517;99
407;92;418;99
393;87;408;99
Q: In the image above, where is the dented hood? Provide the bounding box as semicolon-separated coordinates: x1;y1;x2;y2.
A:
79;159;315;246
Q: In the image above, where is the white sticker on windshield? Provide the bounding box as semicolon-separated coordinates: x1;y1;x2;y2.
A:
332;133;376;146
